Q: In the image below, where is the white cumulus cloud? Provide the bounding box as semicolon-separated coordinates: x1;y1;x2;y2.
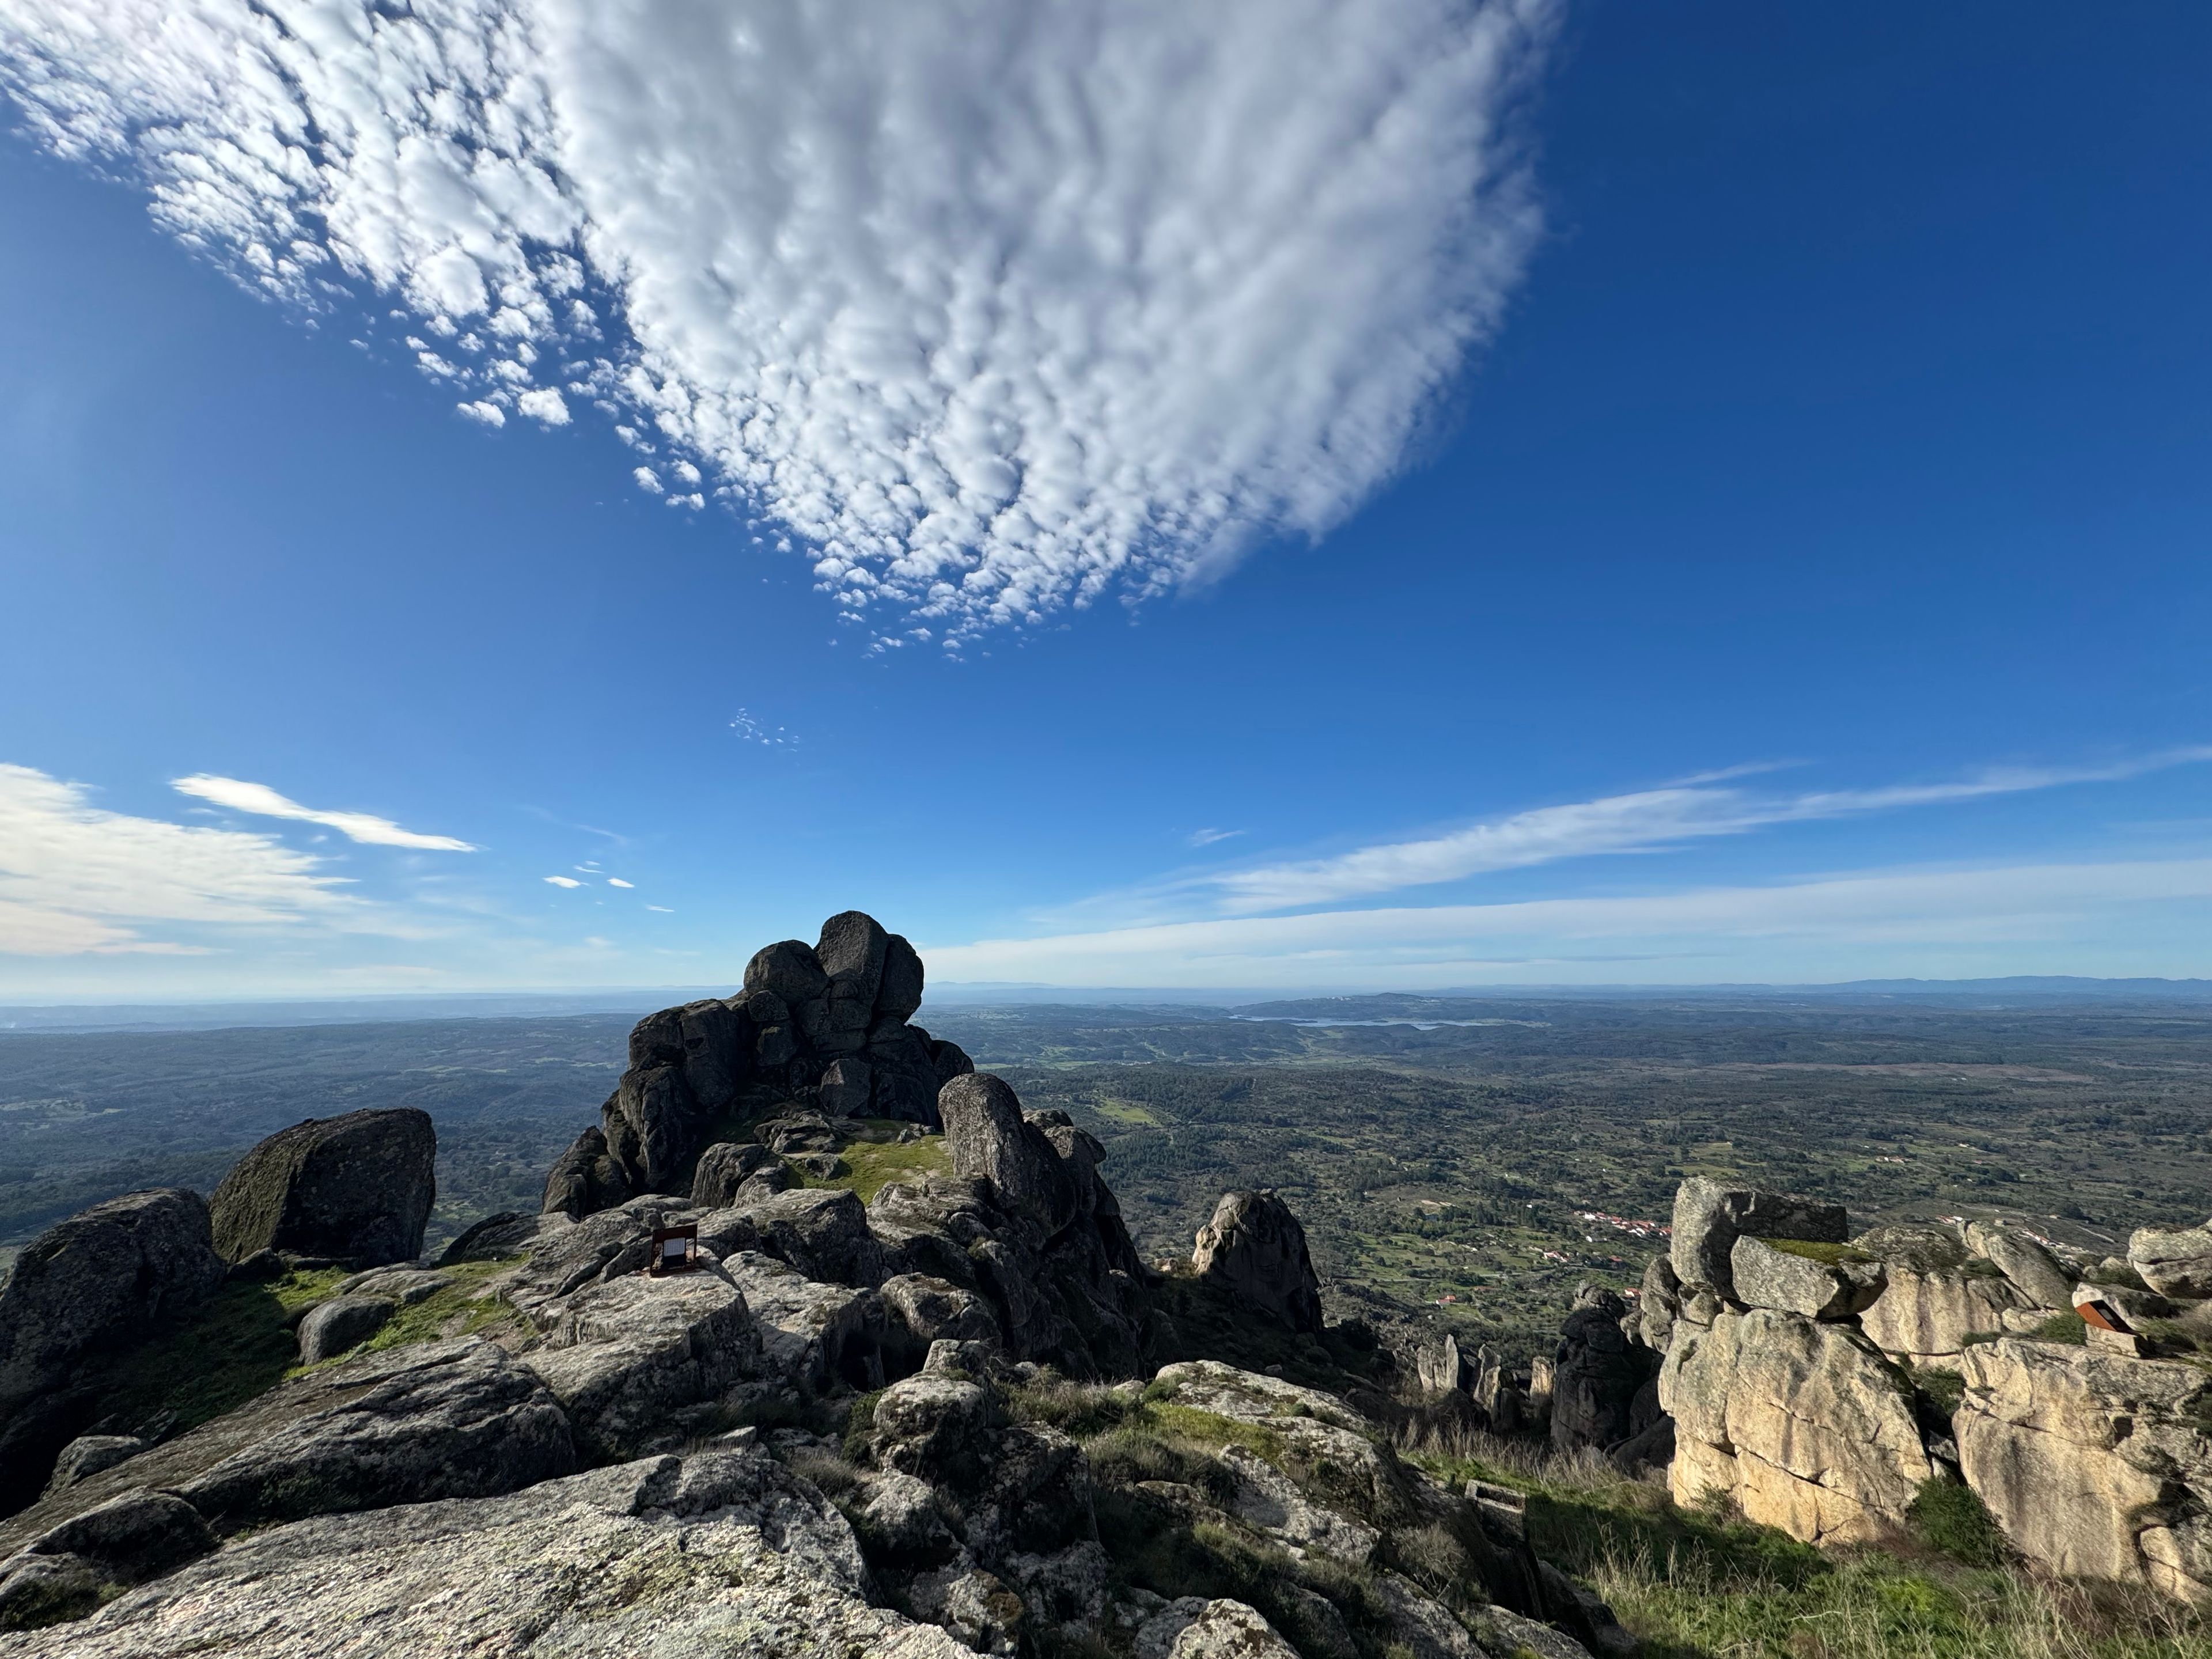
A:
516;387;569;425
172;775;476;850
0;0;1555;637
607;877;634;888
544;875;584;888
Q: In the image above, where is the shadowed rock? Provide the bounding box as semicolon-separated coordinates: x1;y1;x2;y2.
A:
210;1108;435;1268
941;1075;1078;1239
1191;1191;1323;1335
0;1189;226;1515
1550;1286;1658;1453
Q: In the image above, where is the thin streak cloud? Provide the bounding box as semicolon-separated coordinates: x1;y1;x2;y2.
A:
1203;750;2212;913
172;775;476;851
0;0;1555;638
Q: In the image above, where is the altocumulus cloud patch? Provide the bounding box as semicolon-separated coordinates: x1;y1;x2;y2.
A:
0;0;1554;635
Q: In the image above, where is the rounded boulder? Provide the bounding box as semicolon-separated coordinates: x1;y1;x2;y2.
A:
211;1108;437;1268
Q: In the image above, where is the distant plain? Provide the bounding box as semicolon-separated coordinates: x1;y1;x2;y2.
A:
4;991;2207;1358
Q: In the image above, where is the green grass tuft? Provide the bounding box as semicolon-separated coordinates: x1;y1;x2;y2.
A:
1763;1238;1876;1266
798;1132;951;1203
2033;1310;2089;1345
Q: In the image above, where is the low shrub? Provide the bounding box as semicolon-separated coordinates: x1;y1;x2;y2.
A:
1906;1478;2009;1568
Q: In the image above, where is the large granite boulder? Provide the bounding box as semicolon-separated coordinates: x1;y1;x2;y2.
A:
0;1189;227;1514
1955;1338;2212;1600
1963;1222;2075;1309
1729;1237;1884;1321
941;1074;1078;1239
2127;1222;2212;1300
1190;1190;1324;1335
542;1126;634;1219
0;1190;225;1418
1669;1177;1847;1301
1855;1224;2038;1362
1550;1287;1658;1453
1661;1307;1932;1545
527;1273;764;1459
210;1108;435;1267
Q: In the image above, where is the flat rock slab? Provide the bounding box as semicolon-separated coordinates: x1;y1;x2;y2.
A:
0;1452;968;1659
0;1339;574;1556
1729;1237;1884;1320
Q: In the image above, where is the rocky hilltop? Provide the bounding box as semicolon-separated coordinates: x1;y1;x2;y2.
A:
0;915;1630;1658
1413;1171;2212;1607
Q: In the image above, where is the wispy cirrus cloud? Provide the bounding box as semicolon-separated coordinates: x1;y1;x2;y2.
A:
930;857;2212;988
173;775;476;851
1200;750;2212;914
0;0;1555;639
1188;828;1246;848
0;764;351;956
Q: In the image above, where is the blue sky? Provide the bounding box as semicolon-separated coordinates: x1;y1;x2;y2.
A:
2;1;2209;998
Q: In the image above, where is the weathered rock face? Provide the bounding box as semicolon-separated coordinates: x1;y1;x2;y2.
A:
295;1294;396;1364
1190;1190;1324;1335
1856;1225;2038;1362
541;1125;634;1219
2128;1222;2212;1300
550;913;975;1215
1955;1338;2212;1601
1662;1308;1932;1544
2;1452;969;1658
1669;1176;1847;1302
0;1188;227;1515
1551;1287;1658;1454
1963;1222;2075;1309
942;1074;1078;1238
210;1108;436;1267
1729;1237;1885;1321
0;1337;579;1565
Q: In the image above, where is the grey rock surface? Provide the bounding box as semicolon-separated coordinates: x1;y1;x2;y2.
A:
1955;1337;2212;1600
941;1074;1079;1239
39;1440;143;1500
689;1140;775;1207
0;1190;226;1418
210;1108;435;1267
2128;1224;2212;1300
1964;1223;2075;1309
1669;1176;1847;1300
0;1188;228;1514
0;1452;968;1658
1190;1190;1324;1334
527;1271;760;1459
0;1338;575;1559
295;1294;399;1364
1729;1237;1884;1320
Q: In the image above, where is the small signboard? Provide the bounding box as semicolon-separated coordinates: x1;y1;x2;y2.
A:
2075;1297;2130;1334
649;1223;700;1277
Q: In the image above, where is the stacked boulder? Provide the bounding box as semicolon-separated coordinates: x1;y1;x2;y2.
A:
1639;1176;2212;1599
1657;1177;1940;1545
545;912;974;1213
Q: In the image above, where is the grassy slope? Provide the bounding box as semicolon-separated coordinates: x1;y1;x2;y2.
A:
1400;1431;2205;1659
